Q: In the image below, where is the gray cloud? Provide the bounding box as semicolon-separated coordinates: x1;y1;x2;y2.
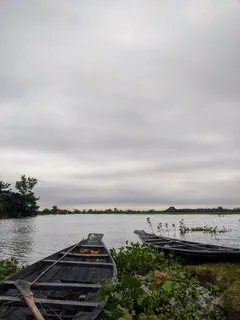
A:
1;0;240;209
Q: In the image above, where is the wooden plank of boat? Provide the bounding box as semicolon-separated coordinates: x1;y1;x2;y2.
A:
42;259;113;267
3;281;101;290
143;239;231;251
80;244;104;248
0;296;100;309
0;233;117;320
135;229;240;263
60;251;109;258
136;230;240;250
140;235;236;249
24;311;92;319
140;232;240;250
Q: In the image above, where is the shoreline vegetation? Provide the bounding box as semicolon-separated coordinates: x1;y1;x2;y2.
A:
1;205;240;219
1;244;239;319
0;258;19;281
99;243;225;319
0;217;239;319
0;175;39;218
1;175;240;218
39;206;240;216
1;177;239;318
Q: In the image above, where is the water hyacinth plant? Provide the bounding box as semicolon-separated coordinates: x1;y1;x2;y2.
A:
99;243;225;320
157;222;163;235
147;217;231;236
0;258;19;281
146;217;154;234
179;219;230;235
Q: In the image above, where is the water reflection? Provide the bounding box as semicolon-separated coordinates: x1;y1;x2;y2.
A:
0;214;240;265
0;217;36;263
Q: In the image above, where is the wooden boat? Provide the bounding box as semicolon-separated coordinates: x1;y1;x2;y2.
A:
135;230;240;263
0;233;117;320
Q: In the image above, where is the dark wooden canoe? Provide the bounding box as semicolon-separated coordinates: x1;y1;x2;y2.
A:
0;233;117;320
135;230;240;263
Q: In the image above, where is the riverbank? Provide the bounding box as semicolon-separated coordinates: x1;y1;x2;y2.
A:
39;205;240;215
189;263;240;320
38;212;240;216
1;245;239;319
99;243;228;319
1;211;240;220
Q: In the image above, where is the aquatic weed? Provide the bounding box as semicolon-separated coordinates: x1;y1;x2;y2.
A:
100;243;225;319
0;258;19;280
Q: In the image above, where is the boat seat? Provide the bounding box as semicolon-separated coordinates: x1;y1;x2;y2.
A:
60;251;108;258
42;259;113;267
0;296;99;309
80;244;104;248
3;281;101;290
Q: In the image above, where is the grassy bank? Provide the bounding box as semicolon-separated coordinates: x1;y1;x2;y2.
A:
99;243;226;320
189;263;240;320
1;248;238;319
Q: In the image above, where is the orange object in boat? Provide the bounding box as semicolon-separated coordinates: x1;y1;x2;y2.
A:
80;249;100;254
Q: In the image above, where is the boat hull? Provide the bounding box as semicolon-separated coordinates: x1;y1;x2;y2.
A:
0;233;117;320
135;230;240;264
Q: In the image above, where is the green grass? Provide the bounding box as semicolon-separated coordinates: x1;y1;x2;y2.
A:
188;263;240;320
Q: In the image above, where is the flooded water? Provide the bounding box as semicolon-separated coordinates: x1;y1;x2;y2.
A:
0;214;240;265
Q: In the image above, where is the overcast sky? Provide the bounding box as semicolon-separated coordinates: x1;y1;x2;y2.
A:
0;0;240;210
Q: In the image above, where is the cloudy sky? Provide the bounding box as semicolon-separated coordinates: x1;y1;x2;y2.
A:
0;0;240;210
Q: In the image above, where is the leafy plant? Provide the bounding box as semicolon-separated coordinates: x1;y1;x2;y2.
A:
0;175;39;218
0;258;19;281
110;242;165;277
99;243;225;320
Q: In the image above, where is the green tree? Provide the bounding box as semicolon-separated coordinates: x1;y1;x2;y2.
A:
0;181;12;215
15;175;38;195
41;208;51;214
14;175;39;217
51;205;59;214
0;181;11;193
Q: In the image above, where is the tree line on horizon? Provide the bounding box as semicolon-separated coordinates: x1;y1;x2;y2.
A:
1;176;240;218
39;205;240;215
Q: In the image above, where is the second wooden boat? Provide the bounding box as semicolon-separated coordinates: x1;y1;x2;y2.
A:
135;230;240;263
0;233;117;320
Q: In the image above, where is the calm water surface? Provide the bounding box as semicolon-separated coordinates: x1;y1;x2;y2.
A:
0;214;240;265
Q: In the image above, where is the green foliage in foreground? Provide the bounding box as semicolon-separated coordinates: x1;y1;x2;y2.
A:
189;263;240;320
0;258;19;281
98;243;225;320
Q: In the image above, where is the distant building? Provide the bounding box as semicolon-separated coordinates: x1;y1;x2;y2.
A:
165;206;177;212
